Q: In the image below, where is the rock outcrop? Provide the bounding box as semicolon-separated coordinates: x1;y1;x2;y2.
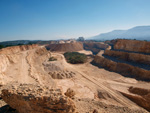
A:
104;50;150;65
46;42;83;52
114;39;150;53
93;56;150;81
2;84;75;113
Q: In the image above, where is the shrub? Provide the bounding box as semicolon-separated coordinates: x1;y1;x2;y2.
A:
49;57;57;61
0;45;4;49
64;52;87;64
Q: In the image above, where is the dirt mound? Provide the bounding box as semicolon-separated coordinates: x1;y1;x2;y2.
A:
43;61;65;72
1;83;75;113
97;89;116;100
129;87;150;96
46;42;83;52
43;60;76;79
114;39;150;53
121;87;150;112
49;71;75;79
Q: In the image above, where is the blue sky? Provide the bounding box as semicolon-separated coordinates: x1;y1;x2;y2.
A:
0;0;150;41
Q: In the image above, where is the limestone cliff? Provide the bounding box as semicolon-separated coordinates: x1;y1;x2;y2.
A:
114;39;150;53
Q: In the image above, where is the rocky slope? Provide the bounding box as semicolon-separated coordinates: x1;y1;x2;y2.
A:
1;83;75;113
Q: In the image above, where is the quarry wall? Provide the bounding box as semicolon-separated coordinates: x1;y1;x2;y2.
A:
93;55;150;81
114;39;150;53
104;50;150;65
83;42;111;54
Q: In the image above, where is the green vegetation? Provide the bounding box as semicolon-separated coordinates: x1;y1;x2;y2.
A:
0;43;34;50
64;52;87;64
0;45;4;49
49;57;57;61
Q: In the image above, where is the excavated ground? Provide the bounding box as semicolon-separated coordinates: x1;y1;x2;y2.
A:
0;46;150;113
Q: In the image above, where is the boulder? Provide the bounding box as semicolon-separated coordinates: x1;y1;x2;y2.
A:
65;88;75;99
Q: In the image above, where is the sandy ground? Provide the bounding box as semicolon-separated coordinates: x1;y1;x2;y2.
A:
3;50;36;84
1;48;150;113
50;51;150;112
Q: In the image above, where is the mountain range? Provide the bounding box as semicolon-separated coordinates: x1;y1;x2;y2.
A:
90;26;150;41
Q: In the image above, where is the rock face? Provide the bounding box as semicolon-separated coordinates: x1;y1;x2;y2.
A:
46;42;83;52
93;56;150;81
104;50;150;65
93;39;150;81
2;84;75;113
114;39;150;53
83;42;110;54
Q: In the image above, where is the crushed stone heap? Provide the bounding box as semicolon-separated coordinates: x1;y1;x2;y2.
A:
1;83;75;113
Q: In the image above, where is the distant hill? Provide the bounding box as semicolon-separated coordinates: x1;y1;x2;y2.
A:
90;26;150;41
